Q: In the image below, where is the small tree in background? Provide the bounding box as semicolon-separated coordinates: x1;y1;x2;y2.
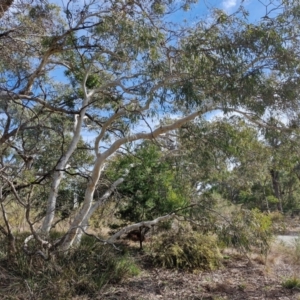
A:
105;142;191;248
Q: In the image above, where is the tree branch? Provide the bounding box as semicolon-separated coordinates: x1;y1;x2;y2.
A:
101;100;215;161
107;213;176;243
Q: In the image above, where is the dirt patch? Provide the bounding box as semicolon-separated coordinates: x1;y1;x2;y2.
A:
96;245;300;300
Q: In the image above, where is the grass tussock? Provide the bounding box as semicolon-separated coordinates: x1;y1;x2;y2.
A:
148;224;222;271
0;233;140;299
282;277;300;289
267;236;300;268
292;236;300;264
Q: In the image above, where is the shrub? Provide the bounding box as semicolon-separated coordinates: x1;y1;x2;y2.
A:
282;277;300;289
268;211;286;233
148;224;222;271
0;233;140;299
218;208;273;255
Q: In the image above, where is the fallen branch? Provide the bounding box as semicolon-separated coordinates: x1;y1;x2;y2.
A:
106;213;176;244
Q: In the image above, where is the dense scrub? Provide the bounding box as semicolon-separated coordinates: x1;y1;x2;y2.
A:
0;206;276;298
0;234;139;299
149;229;222;271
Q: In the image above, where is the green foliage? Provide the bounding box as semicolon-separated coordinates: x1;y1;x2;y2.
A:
180;116;300;213
282;277;300;289
107;142;190;223
268;211;286;233
218;209;273;255
0;233;139;299
149;225;222;271
2;0;300;261
64;68;102;89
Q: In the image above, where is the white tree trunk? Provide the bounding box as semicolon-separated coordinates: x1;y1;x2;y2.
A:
60;156;104;249
60;101;215;250
41;85;92;233
73;177;126;246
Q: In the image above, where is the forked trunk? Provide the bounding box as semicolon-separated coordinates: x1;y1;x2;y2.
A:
41;107;89;234
60;157;104;250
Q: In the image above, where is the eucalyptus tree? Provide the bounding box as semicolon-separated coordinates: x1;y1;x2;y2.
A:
258;117;300;211
178;117;270;204
179;116;300;212
1;0;300;255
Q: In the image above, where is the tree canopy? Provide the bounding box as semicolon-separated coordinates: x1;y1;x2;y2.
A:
1;0;300;257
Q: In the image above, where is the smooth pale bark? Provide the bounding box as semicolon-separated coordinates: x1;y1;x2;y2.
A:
60;101;215;250
41;77;92;233
73;177;126;246
60;155;105;249
40;113;88;233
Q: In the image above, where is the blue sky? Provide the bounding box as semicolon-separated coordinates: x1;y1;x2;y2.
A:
171;0;269;24
47;0;276;141
193;0;282;29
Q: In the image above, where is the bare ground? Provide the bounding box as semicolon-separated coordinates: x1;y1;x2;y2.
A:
96;241;300;300
3;217;300;299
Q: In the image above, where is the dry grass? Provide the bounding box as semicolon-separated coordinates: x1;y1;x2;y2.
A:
267;241;300;266
264;239;300;293
2;235;300;300
0;234;141;300
1;212;300;299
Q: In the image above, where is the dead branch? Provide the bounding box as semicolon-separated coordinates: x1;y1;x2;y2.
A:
107;213;176;243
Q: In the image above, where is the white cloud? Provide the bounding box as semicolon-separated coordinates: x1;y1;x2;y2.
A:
204;109;224;121
222;0;238;11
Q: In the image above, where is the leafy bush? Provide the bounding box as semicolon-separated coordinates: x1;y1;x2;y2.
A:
282;277;300;289
218;208;273;255
269;211;286;233
148;225;222;271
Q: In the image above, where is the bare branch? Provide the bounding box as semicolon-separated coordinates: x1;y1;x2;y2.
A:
107;213;176;244
101;100;215;161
